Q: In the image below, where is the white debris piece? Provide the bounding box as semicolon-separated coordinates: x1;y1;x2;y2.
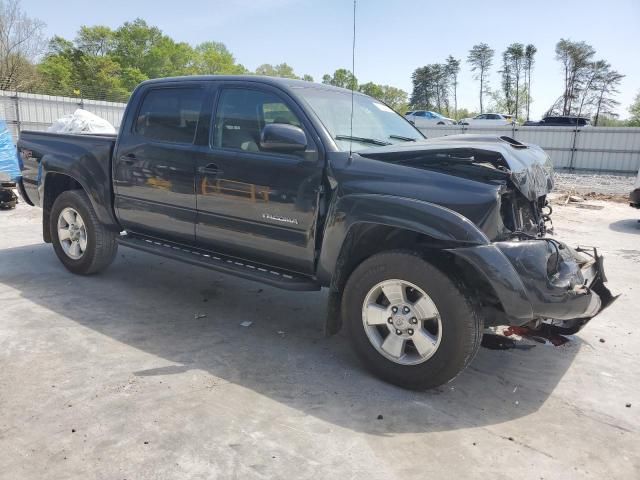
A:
48;109;117;134
240;321;253;327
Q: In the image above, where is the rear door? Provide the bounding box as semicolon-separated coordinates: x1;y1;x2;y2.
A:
194;82;324;274
114;84;205;243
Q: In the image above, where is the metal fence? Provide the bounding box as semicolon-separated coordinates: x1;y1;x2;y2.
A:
2;90;640;173
418;125;640;173
0;90;126;140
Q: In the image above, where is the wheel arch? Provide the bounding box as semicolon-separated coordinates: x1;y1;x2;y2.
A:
42;172;84;243
319;194;492;335
41;163;120;242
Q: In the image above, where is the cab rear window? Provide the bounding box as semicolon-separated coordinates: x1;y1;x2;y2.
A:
135;87;204;144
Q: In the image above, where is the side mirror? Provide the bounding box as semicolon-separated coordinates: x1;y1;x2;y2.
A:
260;123;307;153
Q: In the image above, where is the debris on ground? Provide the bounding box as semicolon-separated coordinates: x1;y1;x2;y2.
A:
377;414;383;420
568;195;584;203
240;321;253;327
503;325;570;346
575;203;605;210
277;330;286;337
599;338;606;343
626;403;632;408
194;313;207;319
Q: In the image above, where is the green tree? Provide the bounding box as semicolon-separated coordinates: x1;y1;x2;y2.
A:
111;19;164;76
357;82;408;112
410;64;449;113
255;62;299;79
379;85;408;112
445;55;460;117
554;39;596;115
193;41;246;75
302;74;314;82
592;63;624;126
467;43;494;113
500;50;513;114
75;25;114;57
629;91;640;127
322;68;357;89
358;81;384;99
506;43;525;119
524;44;537;120
454;107;478;121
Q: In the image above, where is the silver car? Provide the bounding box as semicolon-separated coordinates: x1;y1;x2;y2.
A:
405;110;457;127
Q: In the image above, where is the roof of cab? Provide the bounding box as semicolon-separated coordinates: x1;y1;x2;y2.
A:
138;75;364;97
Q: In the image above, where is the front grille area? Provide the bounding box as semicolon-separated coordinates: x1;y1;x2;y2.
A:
500;190;547;238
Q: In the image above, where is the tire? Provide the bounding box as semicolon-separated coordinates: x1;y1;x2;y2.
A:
50;190;118;275
342;251;483;390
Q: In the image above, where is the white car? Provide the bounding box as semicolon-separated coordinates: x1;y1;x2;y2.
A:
404;110;457;127
459;113;515;126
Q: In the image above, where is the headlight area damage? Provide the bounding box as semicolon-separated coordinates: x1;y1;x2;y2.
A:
450;240;617;334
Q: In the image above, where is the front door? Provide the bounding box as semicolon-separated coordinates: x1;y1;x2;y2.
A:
114;85;206;243
194;84;324;274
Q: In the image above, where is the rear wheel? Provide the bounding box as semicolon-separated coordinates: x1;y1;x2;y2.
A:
342;251;483;390
50;190;118;275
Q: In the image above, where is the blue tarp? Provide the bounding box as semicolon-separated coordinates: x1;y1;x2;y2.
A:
0;120;20;182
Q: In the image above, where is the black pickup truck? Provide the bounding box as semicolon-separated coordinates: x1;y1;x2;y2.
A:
17;76;614;389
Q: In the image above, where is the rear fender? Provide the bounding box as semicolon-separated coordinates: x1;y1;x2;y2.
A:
41;149;119;231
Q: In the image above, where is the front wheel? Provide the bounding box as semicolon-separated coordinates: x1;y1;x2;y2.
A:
50;190;118;275
342;251;483;390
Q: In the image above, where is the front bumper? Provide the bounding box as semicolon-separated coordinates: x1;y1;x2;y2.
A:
450;239;616;329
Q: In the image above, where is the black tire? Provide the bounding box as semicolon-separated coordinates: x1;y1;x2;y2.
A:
342;251;483;390
50;190;118;275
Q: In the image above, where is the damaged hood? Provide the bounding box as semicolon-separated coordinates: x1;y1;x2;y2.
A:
357;134;555;201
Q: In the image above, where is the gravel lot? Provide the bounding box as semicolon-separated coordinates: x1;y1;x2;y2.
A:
554;170;637;196
1;200;639;479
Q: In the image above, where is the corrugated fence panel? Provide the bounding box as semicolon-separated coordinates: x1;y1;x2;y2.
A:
0;90;127;140
418;124;640;172
573;127;640;172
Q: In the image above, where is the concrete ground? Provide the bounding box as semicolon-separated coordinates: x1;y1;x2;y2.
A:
1;199;638;480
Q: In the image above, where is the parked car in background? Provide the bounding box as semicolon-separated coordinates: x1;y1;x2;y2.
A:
459;113;515;126
523;116;591;127
405;110;456;127
630;168;640;209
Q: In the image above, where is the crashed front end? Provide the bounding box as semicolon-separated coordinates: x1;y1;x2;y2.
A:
430;136;616;332
359;134;616;332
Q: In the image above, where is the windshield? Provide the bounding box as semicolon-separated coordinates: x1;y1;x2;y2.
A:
295;87;424;151
430;111;445;118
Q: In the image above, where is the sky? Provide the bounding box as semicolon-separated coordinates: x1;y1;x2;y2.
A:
21;0;640;119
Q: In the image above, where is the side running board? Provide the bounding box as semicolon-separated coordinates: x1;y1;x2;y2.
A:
117;234;320;291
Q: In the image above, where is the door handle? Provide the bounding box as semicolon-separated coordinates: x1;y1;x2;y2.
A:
198;163;222;176
119;153;136;165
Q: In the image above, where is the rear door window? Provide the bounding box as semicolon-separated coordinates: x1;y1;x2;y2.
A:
135;87;204;144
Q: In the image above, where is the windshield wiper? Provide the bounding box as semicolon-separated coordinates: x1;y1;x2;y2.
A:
335;135;391;146
389;134;417;142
